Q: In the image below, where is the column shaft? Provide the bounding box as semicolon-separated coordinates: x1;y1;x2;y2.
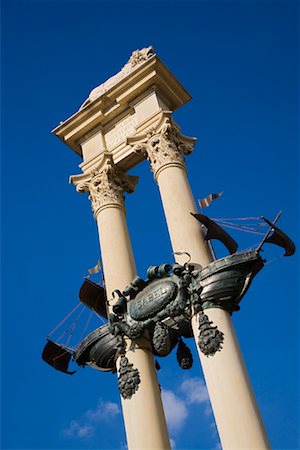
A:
156;164;270;449
96;206;136;295
192;309;269;448
96;205;171;450
71;153;171;450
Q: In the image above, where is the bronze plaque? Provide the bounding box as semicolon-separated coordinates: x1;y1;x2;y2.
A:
129;280;178;321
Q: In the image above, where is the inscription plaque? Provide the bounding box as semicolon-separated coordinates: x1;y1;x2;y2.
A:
129;280;178;321
105;114;137;150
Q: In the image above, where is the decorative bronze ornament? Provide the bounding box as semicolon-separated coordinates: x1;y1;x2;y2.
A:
107;261;226;397
197;313;224;356
153;322;172;356
42;212;296;401
129;280;178;321
75;324;118;372
176;339;193;370
107;262;193;363
106;245;271;397
118;355;141;400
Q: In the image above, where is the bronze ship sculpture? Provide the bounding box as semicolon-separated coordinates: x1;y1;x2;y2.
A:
42;210;295;399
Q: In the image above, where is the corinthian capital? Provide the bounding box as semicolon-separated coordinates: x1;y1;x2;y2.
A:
128;117;196;180
70;153;138;217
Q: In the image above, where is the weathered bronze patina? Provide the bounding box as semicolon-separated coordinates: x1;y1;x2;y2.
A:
129;280;178;320
42;212;296;401
74;324;118;372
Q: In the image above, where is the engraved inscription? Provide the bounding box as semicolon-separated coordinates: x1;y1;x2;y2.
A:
129;280;178;321
138;286;167;307
105;114;138;150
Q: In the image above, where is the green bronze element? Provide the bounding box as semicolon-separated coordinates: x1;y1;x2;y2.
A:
197;250;264;314
112;290;127;315
198;312;224;356
43;211;295;381
108;250;267;398
123;276;146;299
127;322;144;340
74;324;118;373
153;322;172;356
118;355;141;400
176;338;193;369
109;264;192;338
147;263;172;279
129;280;178;320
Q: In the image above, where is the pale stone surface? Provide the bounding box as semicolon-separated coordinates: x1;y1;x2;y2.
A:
133;89;169;124
151;155;270;449
70;152;171;450
117;344;171;450
97;204;170;450
56;47;270;450
52;48;191;163
137;122;193;179
192;310;270;449
105;113;138;151
155;165;211;266
79;47;155;109
70;153;138;216
80;126;105;161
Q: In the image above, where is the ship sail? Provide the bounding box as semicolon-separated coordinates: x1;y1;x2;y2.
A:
42;339;76;375
261;217;296;256
79;278;108;318
191;213;238;255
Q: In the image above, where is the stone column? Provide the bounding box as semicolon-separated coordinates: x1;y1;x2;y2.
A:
132;120;270;449
70;153;171;450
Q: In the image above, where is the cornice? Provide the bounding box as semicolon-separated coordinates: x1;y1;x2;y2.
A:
52;56;192;157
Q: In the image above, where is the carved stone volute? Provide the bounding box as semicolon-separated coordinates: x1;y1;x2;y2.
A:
70;153;138;218
128;117;196;181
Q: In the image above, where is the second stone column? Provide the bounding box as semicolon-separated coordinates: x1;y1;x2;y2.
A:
131;118;270;449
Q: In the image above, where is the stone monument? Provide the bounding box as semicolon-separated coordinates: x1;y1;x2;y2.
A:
52;47;278;449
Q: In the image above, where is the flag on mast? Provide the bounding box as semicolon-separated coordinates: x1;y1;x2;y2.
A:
198;192;223;208
88;260;102;275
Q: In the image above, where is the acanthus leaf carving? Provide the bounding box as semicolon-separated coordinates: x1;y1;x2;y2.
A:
131;118;196;179
71;153;138;217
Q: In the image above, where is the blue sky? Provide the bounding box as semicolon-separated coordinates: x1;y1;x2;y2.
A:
1;1;298;449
